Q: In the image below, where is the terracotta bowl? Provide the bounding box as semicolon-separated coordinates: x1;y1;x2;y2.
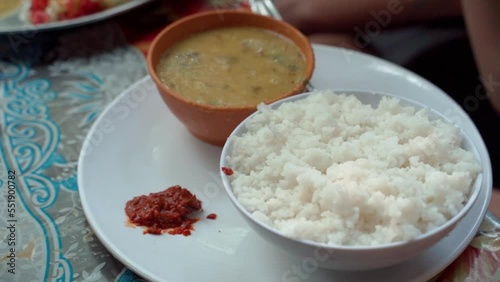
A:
147;9;315;146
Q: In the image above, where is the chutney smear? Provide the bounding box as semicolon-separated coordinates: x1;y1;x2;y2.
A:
125;185;202;235
221;167;234;176
206;213;217;220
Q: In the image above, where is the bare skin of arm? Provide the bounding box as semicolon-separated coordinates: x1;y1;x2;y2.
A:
460;0;500;114
275;0;462;34
276;0;500;114
275;0;463;57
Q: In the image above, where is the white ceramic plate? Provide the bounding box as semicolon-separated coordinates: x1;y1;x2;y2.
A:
78;45;492;282
0;0;152;34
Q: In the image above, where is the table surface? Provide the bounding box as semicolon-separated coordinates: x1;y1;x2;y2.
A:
0;1;499;281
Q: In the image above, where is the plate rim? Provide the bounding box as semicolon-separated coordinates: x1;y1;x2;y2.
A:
77;44;493;282
0;0;153;34
78;76;160;281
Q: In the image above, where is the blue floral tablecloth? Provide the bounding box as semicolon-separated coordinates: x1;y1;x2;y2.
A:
0;1;498;281
0;21;148;281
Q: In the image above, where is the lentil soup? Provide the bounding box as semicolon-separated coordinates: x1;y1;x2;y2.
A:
156;27;307;107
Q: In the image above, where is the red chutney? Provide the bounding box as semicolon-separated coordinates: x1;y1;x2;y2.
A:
221;167;234;176
206;213;217;220
125;185;202;235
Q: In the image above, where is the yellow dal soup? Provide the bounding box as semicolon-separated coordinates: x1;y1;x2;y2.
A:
156;27;307;107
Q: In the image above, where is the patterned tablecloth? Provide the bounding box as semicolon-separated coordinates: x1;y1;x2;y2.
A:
0;1;499;281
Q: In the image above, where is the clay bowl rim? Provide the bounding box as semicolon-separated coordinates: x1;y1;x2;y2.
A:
146;9;315;113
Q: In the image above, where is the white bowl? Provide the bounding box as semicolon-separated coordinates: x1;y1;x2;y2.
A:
220;90;483;271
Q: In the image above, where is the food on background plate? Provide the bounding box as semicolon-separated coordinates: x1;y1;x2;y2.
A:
0;1;21;19
125;185;208;236
156;26;307;107
21;0;130;24
225;90;481;246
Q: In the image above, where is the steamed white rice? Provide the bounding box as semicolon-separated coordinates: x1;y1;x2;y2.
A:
226;90;482;246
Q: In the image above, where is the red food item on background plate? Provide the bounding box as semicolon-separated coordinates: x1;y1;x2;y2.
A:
29;0;106;24
30;0;50;24
59;0;104;20
31;0;49;10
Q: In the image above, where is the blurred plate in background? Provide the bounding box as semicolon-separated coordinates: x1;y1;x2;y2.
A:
0;0;152;34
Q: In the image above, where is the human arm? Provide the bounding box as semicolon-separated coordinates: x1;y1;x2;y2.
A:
275;0;462;34
460;0;500;114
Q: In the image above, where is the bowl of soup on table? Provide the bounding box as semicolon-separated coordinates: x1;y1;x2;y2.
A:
147;9;314;146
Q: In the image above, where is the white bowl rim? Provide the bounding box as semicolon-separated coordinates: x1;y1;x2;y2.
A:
220;89;485;251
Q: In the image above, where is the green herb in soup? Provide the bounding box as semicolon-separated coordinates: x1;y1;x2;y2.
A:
156;27;307;107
